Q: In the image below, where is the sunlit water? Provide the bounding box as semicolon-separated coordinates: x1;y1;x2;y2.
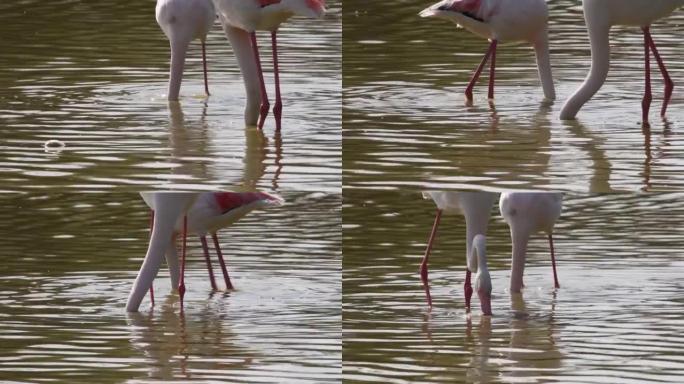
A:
343;0;684;192
0;192;341;382
343;192;684;383
0;1;341;193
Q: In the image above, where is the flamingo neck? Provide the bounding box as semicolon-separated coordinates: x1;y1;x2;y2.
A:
509;227;529;293
533;30;556;101
223;25;261;126
464;213;490;271
560;19;611;119
167;39;189;101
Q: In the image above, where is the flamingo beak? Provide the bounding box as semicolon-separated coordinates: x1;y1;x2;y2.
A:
478;289;492;316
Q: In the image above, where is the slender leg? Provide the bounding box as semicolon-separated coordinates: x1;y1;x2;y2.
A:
212;233;234;290
420;209;442;308
464;269;472;311
201;40;210;96
641;27;652;124
464;40;497;102
200;236;217;291
488;40;497;100
178;216;188;312
271;31;283;132
645;29;674;117
549;234;560;289
250;32;270;130
148;210;155;306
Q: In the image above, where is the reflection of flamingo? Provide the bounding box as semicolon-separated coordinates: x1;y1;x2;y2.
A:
215;0;327;130
419;0;555;102
560;0;684;122
499;192;562;293
135;192;284;311
420;191;496;314
156;0;215;101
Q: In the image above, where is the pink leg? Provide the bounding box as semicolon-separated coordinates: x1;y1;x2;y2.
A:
202;40;210;96
148;210;155;306
465;40;497;101
549;234;560;289
178;216;188;312
642;27;652;124
464;269;472;311
271;31;283;132
420;209;442;308
645;29;674;117
488;40;497;100
200;235;217;291
212;233;234;290
250;32;270;130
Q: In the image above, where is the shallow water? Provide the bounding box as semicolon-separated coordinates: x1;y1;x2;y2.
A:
343;192;684;383
0;1;341;193
0;192;341;382
343;0;684;192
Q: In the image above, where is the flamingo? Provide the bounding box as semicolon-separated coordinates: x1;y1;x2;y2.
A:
499;192;562;293
420;191;496;314
130;191;284;312
214;0;327;131
560;0;684;122
156;0;216;101
419;0;555;102
126;192;198;312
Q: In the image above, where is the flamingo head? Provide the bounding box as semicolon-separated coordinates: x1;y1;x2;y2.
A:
295;0;326;19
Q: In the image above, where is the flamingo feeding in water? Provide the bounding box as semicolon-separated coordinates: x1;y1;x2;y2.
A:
214;0;327;131
420;191;497;315
126;191;283;312
156;0;216;101
560;0;684;122
419;0;556;102
499;192;562;293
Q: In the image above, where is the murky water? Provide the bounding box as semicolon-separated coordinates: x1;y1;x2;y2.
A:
343;0;684;192
0;192;341;382
0;1;341;193
343;192;684;383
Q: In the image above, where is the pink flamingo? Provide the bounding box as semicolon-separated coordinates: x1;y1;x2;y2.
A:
560;0;684;122
156;0;215;101
420;191;496;315
215;0;327;131
420;0;555;102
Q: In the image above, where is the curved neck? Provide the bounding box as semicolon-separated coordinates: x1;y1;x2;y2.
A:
223;25;261;126
533;30;555;101
560;22;611;119
464;214;490;270
509;227;529;293
168;38;189;101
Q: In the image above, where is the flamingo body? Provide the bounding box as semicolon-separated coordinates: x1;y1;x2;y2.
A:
214;0;325;32
499;192;562;293
420;0;555;100
156;0;215;100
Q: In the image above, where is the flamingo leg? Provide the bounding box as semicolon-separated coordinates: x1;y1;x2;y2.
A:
148;210;155;306
250;32;270;130
641;27;652;124
465;39;497;102
644;29;674;117
200;235;218;291
271;31;283;132
464;269;472;311
202;39;210;96
212;233;234;290
420;209;442;308
488;40;497;100
178;216;188;312
549;234;560;289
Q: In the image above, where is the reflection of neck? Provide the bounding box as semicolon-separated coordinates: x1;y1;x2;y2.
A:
223;25;261;126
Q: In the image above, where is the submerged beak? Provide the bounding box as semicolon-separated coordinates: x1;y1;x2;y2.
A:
478;289;492;316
